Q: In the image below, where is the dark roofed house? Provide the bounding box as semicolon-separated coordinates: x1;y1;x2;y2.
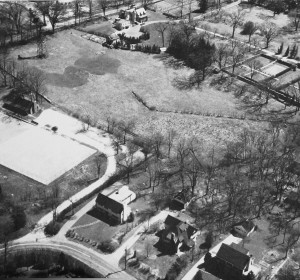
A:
171;191;188;210
96;193;125;224
3;96;39;116
232;219;255;237
160;214;197;252
193;269;221;280
215;243;253;280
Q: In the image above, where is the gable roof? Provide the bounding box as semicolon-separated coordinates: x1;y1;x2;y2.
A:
96;193;124;214
233;219;255;233
216;243;250;271
164;215;197;238
136;8;147;16
196;270;221;280
3;97;34;116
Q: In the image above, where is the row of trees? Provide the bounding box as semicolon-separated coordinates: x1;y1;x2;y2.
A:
0;0;152;44
0;47;47;102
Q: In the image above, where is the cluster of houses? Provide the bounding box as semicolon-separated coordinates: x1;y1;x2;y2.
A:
95;186;257;280
114;5;148;31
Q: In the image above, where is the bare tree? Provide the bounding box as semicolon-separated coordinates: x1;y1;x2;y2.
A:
87;0;93;18
146;159;162;192
260;22;278;49
73;0;84;25
155;22;168;47
289;8;300;31
1;2;27;35
166;129;176;158
120;120;136;144
246;59;263;79
226;9;245;38
98;0;109;16
144;237;152;258
141;0;154;9
106;116;118;133
34;2;49;26
46;1;67;33
215;43;231;70
95;154;106;178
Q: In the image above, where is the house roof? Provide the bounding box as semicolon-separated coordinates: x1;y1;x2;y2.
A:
164;215;197;238
96;193;124;214
136;8;147;16
216;243;250;271
173;191;186;203
196;270;221;280
3;97;34;116
233;219;255;233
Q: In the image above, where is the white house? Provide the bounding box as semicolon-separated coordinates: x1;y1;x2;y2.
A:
95;185;136;224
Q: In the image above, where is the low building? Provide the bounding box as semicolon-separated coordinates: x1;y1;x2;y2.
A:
114;18;130;30
3;96;39;116
95;185;135;224
170;191;188;210
232;219;255;237
215;242;254;280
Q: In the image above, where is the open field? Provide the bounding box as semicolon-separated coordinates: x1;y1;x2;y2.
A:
0;121;96;185
9;29;267;153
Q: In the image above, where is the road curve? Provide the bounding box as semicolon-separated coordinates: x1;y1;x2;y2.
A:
0;240;136;279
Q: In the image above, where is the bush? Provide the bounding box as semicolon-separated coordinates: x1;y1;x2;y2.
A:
165;255;189;280
11;205;26;231
241;21;255;35
97;241;117;253
44;221;62;236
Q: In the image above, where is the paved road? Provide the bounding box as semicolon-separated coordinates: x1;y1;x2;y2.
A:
4;240;136;279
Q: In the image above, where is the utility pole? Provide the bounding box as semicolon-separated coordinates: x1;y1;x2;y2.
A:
124;248;127;270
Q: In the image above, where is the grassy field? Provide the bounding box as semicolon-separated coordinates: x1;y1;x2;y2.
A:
10;29;266;154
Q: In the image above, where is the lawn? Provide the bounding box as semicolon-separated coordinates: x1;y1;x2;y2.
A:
241;217;288;274
80;21;116;36
10;29;266;154
70;192;154;249
199;4;296;53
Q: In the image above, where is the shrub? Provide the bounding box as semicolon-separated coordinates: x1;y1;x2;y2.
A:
241;21;255;35
127;212;134;223
165;255;189;280
44;221;62;236
97;241;117;253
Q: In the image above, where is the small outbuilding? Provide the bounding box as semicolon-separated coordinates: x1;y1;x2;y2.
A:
3;96;39;116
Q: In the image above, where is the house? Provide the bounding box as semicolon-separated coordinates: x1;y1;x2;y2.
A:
3;96;39;116
215;242;253;280
95;185;135;224
171;191;188;210
114;18;130;30
120;6;148;23
232;219;255;237
135;8;148;23
194;269;221;280
159;214;197;251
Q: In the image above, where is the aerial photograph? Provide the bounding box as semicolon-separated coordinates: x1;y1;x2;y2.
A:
1;0;300;279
